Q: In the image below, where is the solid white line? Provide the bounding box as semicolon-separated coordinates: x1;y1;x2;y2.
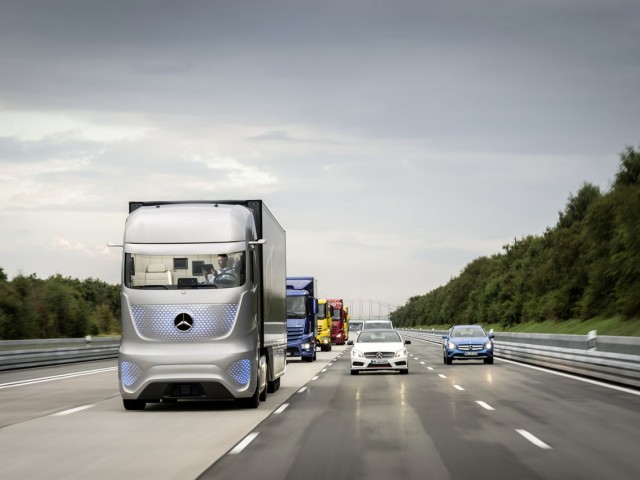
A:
438;374;447;379
453;385;465;391
498;357;640;397
476;401;495;411
52;405;95;416
229;432;260;455
273;404;289;414
297;387;308;393
516;429;552;449
0;367;117;390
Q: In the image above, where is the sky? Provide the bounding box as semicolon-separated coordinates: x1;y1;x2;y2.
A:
1;0;638;317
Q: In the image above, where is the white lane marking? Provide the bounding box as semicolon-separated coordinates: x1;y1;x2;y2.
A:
453;385;465;391
0;367;117;390
420;361;426;365
321;369;328;373
273;404;289;414
229;432;260;455
498;358;640;397
297;387;308;393
427;366;434;370
52;405;95;416
476;401;495;411
438;374;447;379
311;376;319;381
516;429;552;449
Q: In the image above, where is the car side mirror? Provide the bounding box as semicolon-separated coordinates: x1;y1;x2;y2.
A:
489;333;495;339
404;340;411;345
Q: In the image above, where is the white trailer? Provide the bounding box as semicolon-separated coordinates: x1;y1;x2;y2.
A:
118;200;287;409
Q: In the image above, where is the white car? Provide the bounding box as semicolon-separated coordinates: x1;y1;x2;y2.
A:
347;329;410;375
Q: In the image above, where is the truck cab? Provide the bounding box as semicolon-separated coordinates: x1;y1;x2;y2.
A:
328;298;347;345
286;277;318;362
315;299;332;352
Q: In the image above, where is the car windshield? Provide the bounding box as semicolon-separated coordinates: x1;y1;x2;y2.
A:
357;331;402;343
124;251;245;289
451;326;486;338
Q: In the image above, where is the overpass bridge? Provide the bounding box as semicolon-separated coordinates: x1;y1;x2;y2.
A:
341;299;398;321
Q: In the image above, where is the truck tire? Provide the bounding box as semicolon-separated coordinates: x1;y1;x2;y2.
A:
123;399;146;410
238;383;260;409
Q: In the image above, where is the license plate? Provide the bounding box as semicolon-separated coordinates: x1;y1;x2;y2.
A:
371;359;388;364
464;352;478;356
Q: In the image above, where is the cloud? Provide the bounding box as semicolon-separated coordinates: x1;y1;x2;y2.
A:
193;155;278;188
0;111;152;143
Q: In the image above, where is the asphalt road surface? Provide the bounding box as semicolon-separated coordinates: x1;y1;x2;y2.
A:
1;336;639;480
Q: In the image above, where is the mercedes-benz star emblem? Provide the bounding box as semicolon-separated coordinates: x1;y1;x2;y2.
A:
376;352;383;359
174;313;194;332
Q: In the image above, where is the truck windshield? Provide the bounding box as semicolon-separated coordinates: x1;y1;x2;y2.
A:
316;303;327;319
124;251;246;289
287;296;307;318
332;310;342;321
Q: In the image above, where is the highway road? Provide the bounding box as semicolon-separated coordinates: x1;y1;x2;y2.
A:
0;335;639;480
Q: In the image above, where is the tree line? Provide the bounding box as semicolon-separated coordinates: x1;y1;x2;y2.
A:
0;270;120;339
391;146;640;329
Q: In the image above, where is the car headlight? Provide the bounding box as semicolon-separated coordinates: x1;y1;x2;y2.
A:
352;350;364;358
447;342;457;350
395;349;407;358
484;341;493;349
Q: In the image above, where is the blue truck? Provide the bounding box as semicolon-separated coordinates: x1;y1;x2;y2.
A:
286;276;318;362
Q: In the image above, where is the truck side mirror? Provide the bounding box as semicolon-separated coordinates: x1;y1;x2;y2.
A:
309;298;318;315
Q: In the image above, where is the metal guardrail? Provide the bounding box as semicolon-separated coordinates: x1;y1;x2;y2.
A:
0;336;120;372
401;330;640;389
3;331;640;389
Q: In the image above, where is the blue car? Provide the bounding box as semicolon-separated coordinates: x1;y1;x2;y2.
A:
442;325;495;365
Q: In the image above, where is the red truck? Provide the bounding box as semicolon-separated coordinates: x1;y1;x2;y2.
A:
328;298;348;345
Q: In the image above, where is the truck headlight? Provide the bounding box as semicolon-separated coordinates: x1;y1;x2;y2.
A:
302;343;311;350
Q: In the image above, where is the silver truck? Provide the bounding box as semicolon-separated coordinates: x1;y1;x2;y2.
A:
118;200;287;409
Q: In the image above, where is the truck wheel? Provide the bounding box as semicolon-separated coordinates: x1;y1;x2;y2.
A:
123;399;146;410
259;385;267;402
302;355;313;363
238;383;260;409
267;378;277;393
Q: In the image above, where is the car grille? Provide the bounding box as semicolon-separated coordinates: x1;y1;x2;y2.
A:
363;352;394;358
458;344;484;351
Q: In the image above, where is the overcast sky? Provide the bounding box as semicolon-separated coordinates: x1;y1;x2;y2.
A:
1;0;638;316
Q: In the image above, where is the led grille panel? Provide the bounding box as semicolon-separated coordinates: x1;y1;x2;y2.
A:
227;359;251;385
130;304;238;342
120;360;143;387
